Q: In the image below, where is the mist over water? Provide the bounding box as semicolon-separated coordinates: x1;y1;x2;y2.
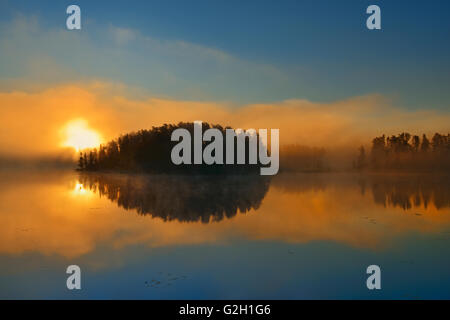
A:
1;0;450;302
1;169;450;299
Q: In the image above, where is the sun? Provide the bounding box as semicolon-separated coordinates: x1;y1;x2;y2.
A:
61;119;102;152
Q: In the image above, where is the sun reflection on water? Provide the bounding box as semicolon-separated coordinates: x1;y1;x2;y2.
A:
71;182;95;197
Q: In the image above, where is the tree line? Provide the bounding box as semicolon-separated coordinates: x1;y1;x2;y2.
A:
354;133;450;171
77;122;262;174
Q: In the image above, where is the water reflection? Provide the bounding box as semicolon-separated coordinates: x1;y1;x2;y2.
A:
272;173;450;211
78;172;450;223
1;170;450;260
1;170;450;299
367;174;450;210
78;173;270;223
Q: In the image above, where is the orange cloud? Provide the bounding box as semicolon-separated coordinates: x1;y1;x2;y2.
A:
0;83;449;158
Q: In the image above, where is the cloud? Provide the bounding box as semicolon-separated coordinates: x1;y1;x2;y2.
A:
0;15;291;102
0;17;448;158
110;26;137;45
0;83;449;158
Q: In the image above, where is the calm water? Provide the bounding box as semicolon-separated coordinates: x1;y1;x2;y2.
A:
0;169;450;299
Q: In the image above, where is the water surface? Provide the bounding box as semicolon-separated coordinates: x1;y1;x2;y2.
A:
0;169;449;299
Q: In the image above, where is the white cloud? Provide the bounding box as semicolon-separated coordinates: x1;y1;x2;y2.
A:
0;15;292;102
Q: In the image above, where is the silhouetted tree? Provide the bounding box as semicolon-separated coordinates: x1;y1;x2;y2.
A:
359;132;450;172
77;152;85;170
370;135;386;169
412;135;420;152
83;152;88;170
77;122;265;175
421;134;430;152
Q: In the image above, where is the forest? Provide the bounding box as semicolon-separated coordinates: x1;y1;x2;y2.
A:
77;122;263;174
354;132;450;171
76;123;449;174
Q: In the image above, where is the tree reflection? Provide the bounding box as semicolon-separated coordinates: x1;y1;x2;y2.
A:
272;173;450;211
368;174;450;210
79;173;271;223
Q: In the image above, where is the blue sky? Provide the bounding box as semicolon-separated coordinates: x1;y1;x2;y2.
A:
1;0;450;109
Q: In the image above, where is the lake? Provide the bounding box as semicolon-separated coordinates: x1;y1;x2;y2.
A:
0;169;449;299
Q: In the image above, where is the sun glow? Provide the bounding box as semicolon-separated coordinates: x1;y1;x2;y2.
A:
73;183;87;195
61;119;102;152
70;182;96;199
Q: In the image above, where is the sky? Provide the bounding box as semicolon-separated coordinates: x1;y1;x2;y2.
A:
0;0;449;157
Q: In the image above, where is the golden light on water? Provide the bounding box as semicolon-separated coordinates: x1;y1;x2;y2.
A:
61;119;102;152
73;183;87;195
70;182;95;199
